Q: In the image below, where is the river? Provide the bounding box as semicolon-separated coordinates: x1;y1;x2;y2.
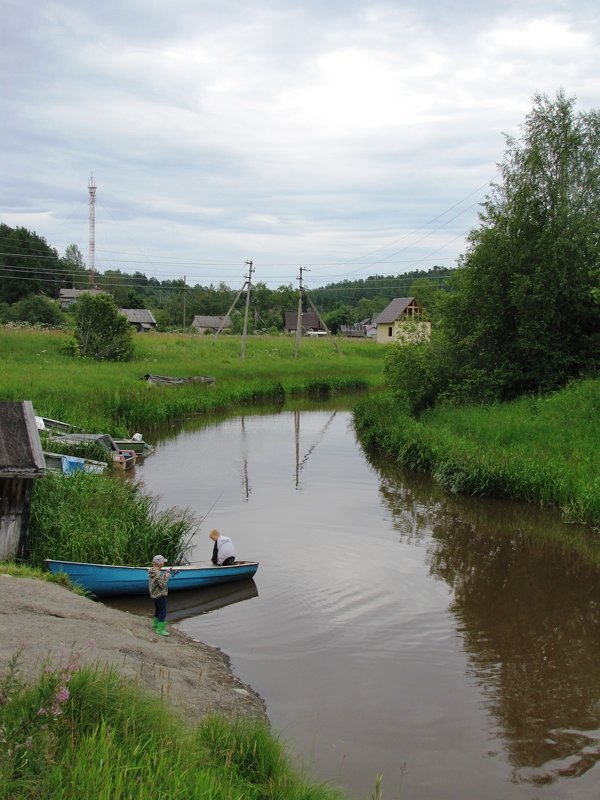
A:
117;401;600;800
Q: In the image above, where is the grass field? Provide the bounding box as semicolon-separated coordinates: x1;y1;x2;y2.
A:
0;326;386;434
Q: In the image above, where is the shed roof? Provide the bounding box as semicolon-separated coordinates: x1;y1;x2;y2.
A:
119;308;157;325
191;315;231;329
374;297;418;324
283;311;321;331
0;401;45;477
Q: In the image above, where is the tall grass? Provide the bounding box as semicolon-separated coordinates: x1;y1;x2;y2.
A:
0;327;385;434
353;379;600;529
0;656;347;800
28;472;196;567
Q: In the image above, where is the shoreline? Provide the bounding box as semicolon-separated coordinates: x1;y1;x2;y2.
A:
0;573;267;725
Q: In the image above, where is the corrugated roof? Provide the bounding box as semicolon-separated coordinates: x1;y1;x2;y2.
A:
0;401;45;477
374;298;415;324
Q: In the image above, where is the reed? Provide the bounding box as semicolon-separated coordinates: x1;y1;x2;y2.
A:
28;472;196;567
0;326;385;434
0;657;347;800
353;379;600;529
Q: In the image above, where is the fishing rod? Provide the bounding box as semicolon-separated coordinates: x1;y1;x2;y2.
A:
176;490;225;566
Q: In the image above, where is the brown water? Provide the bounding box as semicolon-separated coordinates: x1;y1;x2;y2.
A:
125;403;600;800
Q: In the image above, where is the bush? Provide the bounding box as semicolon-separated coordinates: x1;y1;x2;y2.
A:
72;294;134;361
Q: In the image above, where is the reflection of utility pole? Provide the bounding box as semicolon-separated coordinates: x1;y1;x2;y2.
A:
241;259;254;361
295;266;309;358
294;410;300;488
294;409;337;490
241;416;250;500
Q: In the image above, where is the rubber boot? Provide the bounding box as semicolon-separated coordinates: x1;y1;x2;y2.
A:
152;617;160;631
156;621;170;637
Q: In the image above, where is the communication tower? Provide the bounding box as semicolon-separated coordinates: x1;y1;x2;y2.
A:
88;173;97;284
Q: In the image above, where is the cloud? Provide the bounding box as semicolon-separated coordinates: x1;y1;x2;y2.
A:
1;0;599;287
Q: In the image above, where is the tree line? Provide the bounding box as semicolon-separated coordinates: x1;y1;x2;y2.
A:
0;225;453;333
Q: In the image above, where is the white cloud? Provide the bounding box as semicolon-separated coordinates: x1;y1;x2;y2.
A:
1;0;599;286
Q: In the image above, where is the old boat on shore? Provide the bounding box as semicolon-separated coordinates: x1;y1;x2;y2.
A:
44;559;259;596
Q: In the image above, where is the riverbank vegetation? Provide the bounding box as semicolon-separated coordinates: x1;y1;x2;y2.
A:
28;472;196;568
354;92;600;528
0;326;385;434
354;378;600;529
0;655;345;800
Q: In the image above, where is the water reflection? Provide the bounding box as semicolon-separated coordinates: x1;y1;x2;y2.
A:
370;452;600;787
106;579;258;621
131;406;600;798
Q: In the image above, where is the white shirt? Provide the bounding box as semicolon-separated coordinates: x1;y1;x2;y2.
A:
215;535;236;564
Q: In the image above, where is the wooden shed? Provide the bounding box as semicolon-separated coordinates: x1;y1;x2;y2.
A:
0;401;45;560
191;315;232;334
119;308;157;331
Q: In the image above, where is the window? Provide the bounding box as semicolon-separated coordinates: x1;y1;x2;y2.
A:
388;326;393;337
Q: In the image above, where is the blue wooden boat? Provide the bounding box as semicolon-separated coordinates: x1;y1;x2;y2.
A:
44;559;259;597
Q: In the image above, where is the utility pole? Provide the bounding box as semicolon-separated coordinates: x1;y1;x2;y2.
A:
295;266;309;358
182;275;186;331
241;260;254;360
213;280;247;341
304;290;342;356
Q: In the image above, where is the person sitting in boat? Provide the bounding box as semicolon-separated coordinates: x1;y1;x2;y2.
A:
209;529;236;566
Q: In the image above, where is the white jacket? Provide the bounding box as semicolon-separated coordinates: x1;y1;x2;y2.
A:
215;535;236;564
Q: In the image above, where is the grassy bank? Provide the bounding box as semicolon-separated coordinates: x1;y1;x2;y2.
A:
353;379;600;529
0;327;385;434
0;655;346;800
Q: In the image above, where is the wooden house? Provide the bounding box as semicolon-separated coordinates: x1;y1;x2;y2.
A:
283;311;323;334
191;315;232;334
119;308;157;331
0;401;45;560
373;298;431;344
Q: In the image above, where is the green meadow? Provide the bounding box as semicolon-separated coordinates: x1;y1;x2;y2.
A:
0;326;385;434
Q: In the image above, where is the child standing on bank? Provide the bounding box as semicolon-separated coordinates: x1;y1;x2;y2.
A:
149;554;172;637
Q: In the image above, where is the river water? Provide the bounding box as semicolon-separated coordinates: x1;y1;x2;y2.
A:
118;402;600;800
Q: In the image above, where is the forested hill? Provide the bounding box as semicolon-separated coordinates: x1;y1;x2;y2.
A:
309;265;454;312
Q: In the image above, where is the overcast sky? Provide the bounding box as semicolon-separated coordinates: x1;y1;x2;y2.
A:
2;0;599;289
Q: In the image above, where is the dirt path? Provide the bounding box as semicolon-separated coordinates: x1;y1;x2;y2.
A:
0;573;266;724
